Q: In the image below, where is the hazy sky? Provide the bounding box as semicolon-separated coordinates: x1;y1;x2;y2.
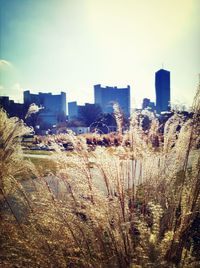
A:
0;0;199;109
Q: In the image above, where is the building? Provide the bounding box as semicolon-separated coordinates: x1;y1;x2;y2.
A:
24;90;66;128
142;98;155;111
68;101;78;120
0;96;25;119
155;69;170;113
94;84;130;117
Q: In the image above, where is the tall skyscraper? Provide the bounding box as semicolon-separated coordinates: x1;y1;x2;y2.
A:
155;69;170;113
94;84;130;117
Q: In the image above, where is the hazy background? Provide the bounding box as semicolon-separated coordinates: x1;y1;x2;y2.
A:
0;0;199;110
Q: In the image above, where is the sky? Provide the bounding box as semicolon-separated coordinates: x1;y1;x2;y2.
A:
0;0;199;110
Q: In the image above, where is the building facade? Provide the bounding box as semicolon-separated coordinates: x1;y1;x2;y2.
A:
0;96;25;119
68;101;79;120
94;84;130;117
155;69;170;113
24;90;66;128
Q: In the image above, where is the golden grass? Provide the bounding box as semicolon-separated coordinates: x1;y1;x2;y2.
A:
0;87;200;267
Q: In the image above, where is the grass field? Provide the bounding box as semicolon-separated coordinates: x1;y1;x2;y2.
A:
1;93;200;268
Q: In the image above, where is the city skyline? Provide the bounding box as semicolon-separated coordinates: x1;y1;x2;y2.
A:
0;0;200;108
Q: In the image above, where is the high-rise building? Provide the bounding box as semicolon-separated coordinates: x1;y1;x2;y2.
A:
155;69;170;113
94;84;130;117
24;90;66;127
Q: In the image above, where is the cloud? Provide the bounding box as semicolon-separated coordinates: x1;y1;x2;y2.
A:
0;59;13;69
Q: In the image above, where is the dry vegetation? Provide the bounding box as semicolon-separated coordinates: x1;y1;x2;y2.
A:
0;88;200;268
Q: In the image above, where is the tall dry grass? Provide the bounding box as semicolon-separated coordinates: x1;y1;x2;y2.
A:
0;88;200;267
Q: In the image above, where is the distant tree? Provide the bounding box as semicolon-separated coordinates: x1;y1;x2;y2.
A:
78;104;102;126
99;113;116;126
